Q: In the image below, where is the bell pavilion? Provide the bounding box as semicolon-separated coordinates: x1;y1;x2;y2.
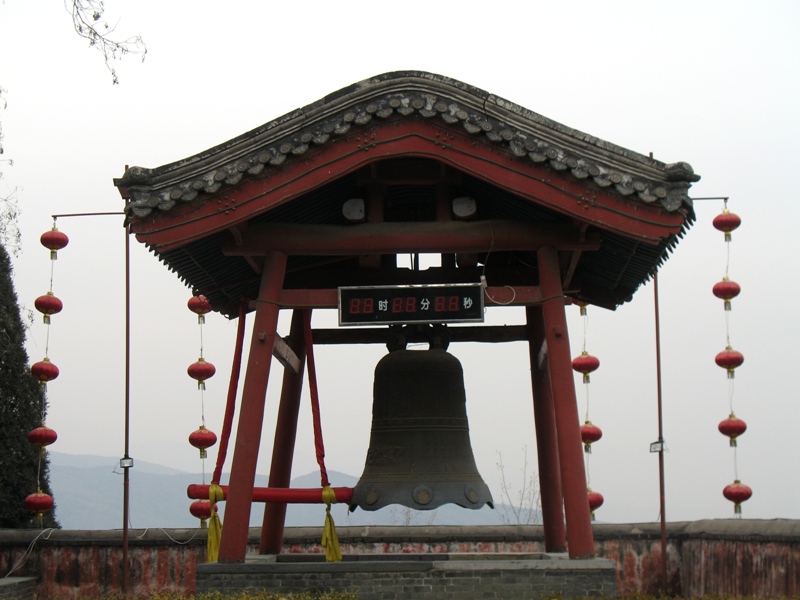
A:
114;71;699;564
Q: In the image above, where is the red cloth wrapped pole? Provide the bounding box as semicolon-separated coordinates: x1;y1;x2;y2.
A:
188;484;353;504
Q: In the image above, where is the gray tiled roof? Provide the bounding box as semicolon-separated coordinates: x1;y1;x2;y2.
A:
115;71;698;219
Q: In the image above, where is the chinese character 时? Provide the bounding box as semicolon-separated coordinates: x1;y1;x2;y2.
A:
378;299;388;312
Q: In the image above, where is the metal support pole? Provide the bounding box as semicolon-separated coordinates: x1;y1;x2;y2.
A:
51;212;130;593
654;272;668;589
122;223;131;595
526;306;566;552
260;309;307;554
537;247;594;558
218;252;287;563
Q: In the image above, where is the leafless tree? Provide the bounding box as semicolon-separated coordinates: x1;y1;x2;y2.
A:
495;447;541;525
67;0;147;84
389;505;438;527
0;88;20;257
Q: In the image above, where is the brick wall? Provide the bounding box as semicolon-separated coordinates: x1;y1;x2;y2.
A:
0;519;797;598
197;555;616;600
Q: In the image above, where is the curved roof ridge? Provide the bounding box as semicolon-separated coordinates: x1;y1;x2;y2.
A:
115;71;699;219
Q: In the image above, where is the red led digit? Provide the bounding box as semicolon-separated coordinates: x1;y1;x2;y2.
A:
392;297;404;313
405;297;416;312
434;296;446;312
449;296;459;311
363;297;374;314
349;298;361;314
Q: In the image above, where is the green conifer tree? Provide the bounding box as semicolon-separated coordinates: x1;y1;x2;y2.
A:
0;243;58;528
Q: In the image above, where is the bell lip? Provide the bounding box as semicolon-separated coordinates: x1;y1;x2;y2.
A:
348;481;494;513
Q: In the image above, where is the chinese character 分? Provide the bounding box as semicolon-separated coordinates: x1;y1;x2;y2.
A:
421;298;430;310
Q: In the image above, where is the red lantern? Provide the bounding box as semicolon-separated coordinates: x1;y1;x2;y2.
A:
189;499;218;528
189;425;217;459
572;351;600;384
718;414;747;447
40;227;69;260
31;358;59;385
187;357;216;390
188;295;212;324
587;488;604;521
28;425;58;448
24;491;54;516
712;279;741;311
580;421;603;453
715;346;744;378
35;292;63;324
723;480;752;516
713;209;741;242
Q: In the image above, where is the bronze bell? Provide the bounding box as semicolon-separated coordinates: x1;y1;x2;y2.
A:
349;347;494;512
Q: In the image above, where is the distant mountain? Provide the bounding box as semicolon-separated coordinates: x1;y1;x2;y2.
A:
48;452;538;530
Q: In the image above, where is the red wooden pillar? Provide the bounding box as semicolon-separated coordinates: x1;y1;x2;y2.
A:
218;252;287;563
259;309;307;554
526;305;567;553
537;247;595;558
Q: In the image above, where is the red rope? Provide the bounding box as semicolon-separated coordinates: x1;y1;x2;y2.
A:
212;298;248;484
303;309;330;488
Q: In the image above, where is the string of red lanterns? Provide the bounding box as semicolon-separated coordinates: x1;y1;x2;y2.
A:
572;300;604;520
712;203;751;516
25;222;69;521
187;294;217;527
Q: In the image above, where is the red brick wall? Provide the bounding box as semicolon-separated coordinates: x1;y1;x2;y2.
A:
0;520;797;598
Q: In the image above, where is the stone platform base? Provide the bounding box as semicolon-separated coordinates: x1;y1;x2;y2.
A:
197;553;616;600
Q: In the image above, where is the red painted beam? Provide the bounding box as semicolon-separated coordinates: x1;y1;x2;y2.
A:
261;310;307;554
188;484;354;504
526;305;567;553
218;252;286;563
222;220;598;256
537;246;595;559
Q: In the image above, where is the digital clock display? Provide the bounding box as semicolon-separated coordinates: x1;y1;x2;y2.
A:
338;284;484;326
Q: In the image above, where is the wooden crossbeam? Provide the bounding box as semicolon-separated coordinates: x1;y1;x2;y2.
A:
310;325;529;345
222;220;600;256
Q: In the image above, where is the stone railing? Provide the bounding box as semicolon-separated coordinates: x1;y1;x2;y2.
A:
0;519;797;598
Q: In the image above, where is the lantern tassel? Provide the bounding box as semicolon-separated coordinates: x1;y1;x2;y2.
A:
206;484;224;563
321;486;342;562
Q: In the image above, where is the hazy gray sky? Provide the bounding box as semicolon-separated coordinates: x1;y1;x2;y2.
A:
1;0;798;525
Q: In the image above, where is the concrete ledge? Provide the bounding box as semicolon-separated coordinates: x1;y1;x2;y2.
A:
0;577;37;600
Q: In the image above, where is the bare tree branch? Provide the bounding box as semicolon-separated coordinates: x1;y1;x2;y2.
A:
68;0;147;85
495;447;541;525
0;88;21;257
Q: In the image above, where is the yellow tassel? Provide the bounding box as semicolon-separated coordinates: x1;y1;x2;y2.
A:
321;486;342;562
207;483;224;563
